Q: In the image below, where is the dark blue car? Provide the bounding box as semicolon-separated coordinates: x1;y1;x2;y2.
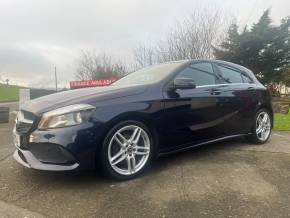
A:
13;60;273;180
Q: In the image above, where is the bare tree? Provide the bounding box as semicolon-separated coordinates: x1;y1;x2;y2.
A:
76;50;127;80
133;43;156;69
133;8;225;68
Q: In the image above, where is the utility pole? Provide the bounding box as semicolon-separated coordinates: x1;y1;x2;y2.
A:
54;66;58;92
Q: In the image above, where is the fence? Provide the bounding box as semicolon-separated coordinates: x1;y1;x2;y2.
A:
272;96;290;114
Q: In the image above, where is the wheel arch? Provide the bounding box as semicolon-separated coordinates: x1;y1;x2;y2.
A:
256;103;274;128
255;89;273;128
94;112;160;165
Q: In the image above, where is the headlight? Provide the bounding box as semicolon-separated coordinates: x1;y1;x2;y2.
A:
38;104;95;130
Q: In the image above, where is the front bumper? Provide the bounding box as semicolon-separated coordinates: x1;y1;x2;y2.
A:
13;148;79;171
12;121;99;171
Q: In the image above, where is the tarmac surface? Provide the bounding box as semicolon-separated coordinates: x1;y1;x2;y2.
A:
0;111;290;217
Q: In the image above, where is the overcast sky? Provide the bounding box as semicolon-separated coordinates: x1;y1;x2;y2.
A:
0;0;290;88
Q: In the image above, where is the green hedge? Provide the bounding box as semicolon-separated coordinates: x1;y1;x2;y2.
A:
30;89;56;99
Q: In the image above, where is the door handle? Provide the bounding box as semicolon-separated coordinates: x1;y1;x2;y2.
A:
248;87;255;91
210;88;221;95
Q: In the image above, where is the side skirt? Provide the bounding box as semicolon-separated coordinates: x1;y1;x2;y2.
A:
158;133;251;157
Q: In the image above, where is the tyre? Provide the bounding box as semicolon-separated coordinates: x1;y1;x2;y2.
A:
100;120;153;180
246;108;272;144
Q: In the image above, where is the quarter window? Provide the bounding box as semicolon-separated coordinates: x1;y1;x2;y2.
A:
176;63;216;86
217;65;243;84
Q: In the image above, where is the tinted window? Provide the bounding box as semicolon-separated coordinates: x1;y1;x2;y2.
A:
218;65;243;84
241;73;252;83
176;63;216;86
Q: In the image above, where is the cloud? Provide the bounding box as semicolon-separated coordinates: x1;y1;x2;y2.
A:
0;0;289;88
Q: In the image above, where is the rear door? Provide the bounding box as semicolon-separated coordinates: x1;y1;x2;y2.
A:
214;63;258;135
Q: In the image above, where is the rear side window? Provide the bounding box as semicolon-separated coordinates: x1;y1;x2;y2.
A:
176;62;216;86
217;65;243;84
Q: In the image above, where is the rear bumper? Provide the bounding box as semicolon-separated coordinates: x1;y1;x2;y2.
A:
13;148;79;171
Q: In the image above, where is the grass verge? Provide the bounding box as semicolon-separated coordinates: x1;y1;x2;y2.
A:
274;109;290;131
0;84;20;102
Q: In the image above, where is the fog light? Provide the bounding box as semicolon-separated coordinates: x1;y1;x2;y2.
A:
29;134;35;143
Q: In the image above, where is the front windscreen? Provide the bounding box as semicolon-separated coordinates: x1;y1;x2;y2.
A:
112;62;183;86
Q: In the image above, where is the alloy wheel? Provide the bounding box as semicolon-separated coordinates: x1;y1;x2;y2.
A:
256;111;271;142
108;125;151;176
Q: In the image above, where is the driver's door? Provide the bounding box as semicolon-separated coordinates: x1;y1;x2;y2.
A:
159;61;225;152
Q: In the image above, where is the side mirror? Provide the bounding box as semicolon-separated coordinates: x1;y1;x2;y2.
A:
173;77;196;90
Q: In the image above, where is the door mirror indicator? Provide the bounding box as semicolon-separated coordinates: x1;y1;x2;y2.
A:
173;78;196;90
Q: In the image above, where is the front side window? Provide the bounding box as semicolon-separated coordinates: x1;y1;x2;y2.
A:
217;65;243;84
175;62;216;86
241;73;253;83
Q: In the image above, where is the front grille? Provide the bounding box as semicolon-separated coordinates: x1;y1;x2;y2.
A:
15;110;36;134
16;122;33;134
